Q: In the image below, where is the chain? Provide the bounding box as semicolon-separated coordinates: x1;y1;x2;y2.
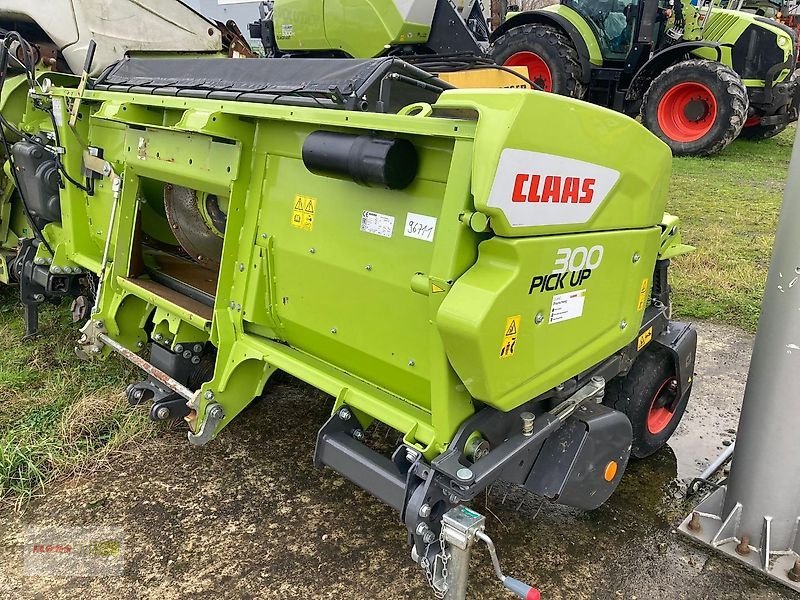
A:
420;529;450;599
439;527;449;590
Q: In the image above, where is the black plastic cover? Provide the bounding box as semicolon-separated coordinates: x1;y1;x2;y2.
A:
10;139;61;227
524;402;632;510
93;57;449;112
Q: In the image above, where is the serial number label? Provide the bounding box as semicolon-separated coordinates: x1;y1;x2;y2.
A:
404;213;437;242
361;211;395;238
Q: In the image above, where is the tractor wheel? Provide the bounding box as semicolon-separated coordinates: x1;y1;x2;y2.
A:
604;347;689;459
738;117;787;141
641;59;748;156
489;24;585;98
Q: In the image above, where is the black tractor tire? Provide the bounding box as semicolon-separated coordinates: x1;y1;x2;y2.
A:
489;24;586;98
641;59;748;156
738;121;788;140
605;347;689;459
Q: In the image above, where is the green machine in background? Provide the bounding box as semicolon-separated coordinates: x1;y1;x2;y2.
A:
491;0;799;154
4;26;697;592
251;0;799;154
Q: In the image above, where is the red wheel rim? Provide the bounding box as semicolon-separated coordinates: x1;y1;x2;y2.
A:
647;378;679;435
504;51;553;92
656;81;718;143
744;116;761;127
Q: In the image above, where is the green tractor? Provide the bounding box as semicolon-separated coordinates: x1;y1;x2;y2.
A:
490;0;799;154
254;0;798;154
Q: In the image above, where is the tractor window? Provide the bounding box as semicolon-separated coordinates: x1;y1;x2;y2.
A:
563;0;641;60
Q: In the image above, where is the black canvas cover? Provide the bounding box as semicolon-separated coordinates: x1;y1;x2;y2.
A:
93;57;448;112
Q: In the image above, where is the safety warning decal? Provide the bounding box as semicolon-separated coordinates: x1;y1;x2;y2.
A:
52;98;63;127
637;278;649;312
637;326;653;351
486;149;620;227
500;315;520;359
361;211;395;238
549;289;586;324
291;195;316;231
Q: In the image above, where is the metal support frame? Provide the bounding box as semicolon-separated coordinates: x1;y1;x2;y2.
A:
679;127;800;592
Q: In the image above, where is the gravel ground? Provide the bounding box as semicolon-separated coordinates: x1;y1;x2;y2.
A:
0;320;794;600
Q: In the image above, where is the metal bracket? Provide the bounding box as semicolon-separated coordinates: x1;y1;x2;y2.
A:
187;402;224;447
74;319;107;360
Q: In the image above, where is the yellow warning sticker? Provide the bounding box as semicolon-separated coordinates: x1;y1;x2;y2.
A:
431;283;445;294
500;315;520;359
637;326;653;351
291;195;316;231
637;278;649;312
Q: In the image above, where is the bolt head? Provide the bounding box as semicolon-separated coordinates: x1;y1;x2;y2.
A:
154;334;163;342
52;266;62;274
174;344;184;353
352;429;365;442
620;320;627;329
338;407;352;421
136;341;144;349
408;359;415;367
632;252;640;263
406;449;419;463
204;390;214;400
456;467;474;481
239;263;245;272
365;264;372;271
133;389;143;400
330;328;337;334
423;530;436;544
95;320;104;329
156;407;171;420
534;312;544;324
191;356;201;365
193;344;204;353
418;504;432;519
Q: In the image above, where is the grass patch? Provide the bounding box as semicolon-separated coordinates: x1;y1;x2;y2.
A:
668;127;794;332
0;286;154;505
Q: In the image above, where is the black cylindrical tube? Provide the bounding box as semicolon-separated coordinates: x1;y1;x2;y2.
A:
302;131;418;190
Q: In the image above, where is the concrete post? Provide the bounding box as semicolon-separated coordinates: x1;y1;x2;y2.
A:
679;127;800;591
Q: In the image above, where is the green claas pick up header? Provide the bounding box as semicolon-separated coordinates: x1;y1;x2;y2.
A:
2;32;696;597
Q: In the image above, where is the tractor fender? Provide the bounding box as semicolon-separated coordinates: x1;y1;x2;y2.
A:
627;41;727;103
490;11;592;84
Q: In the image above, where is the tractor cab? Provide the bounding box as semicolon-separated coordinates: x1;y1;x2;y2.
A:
490;0;799;155
562;0;643;60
